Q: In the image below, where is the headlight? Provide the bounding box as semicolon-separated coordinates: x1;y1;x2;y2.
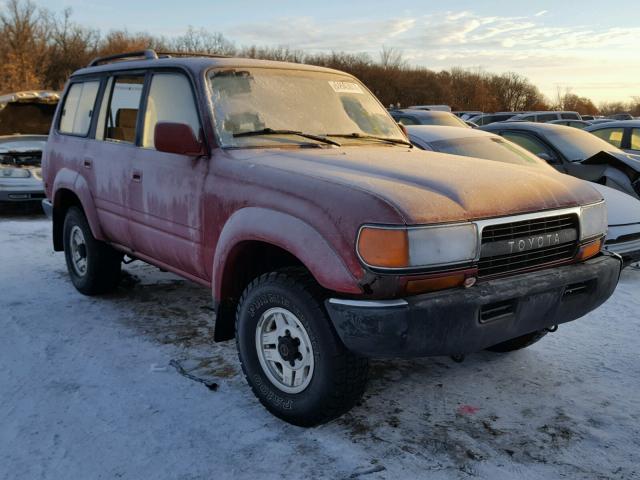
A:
357;224;478;269
580;202;607;241
0;167;30;178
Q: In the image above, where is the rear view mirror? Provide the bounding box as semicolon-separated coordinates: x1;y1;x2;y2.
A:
154;122;205;156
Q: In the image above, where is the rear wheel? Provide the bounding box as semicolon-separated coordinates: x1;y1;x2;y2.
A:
235;269;368;427
486;330;547;353
63;207;122;295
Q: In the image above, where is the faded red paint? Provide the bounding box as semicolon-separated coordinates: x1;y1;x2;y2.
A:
43;57;603;309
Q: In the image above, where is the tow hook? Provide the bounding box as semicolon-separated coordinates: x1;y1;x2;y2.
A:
450;354;465;363
546;325;558;333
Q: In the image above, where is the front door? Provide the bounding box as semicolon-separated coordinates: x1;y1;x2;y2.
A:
128;71;208;279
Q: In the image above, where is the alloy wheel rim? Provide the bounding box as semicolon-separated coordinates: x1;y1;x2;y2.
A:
255;307;315;394
69;225;88;277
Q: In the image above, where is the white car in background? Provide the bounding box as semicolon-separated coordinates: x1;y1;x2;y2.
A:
407;125;640;265
0;91;59;205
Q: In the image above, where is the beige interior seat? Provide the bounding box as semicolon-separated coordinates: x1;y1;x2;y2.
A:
108;108;137;142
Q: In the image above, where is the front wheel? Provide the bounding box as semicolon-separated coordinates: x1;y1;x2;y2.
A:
235;269;368;427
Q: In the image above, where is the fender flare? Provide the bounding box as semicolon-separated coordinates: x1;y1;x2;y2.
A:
212;207;363;303
52;168;105;241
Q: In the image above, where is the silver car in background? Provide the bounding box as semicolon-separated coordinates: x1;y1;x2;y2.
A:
0;91;59;205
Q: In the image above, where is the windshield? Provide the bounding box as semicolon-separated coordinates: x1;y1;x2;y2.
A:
430;136;551;169
545;128;622;161
208;68;404;148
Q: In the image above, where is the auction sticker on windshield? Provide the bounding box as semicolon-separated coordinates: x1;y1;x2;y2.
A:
329;81;364;94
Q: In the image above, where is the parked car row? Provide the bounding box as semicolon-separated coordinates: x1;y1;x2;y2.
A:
406;125;640;265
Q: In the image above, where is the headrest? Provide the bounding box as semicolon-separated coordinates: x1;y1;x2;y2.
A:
116;108;138;128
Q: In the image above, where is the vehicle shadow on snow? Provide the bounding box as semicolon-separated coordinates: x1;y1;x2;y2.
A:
102;264;612;477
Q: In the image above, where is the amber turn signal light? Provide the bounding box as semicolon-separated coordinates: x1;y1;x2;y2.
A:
405;273;466;294
357;227;409;268
576;238;603;261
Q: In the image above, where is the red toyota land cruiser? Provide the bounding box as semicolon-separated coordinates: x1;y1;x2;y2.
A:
42;50;621;426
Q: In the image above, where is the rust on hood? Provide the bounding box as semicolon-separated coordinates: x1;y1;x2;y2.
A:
228;146;603;225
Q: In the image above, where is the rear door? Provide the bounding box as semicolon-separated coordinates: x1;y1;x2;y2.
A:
128;70;209;279
89;74;146;247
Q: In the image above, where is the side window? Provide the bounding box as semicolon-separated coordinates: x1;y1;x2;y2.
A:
396;116;418;126
102;76;145;144
502;132;555;161
631;129;640;150
142;73;201;149
561;112;580;120
521;115;535;121
591;128;624;148
59;81;100;135
537;113;557;122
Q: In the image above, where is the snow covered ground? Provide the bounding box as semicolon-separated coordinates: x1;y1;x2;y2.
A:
1;215;639;480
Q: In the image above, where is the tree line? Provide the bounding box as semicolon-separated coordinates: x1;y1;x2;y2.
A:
1;0;638;116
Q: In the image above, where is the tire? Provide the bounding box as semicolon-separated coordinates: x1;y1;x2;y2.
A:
63;206;122;295
486;330;547;353
235;268;368;427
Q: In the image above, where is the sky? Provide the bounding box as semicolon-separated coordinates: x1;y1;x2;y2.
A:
25;0;640;104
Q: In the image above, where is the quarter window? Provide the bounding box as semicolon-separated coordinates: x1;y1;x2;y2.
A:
561;113;580;120
591;128;624;148
59;81;100;135
631;129;640;151
142;73;201;149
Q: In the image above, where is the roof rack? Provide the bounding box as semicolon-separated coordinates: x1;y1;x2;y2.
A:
87;49;230;67
155;51;231;59
88;49;158;67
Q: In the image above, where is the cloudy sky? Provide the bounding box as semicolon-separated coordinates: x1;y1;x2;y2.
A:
34;0;639;103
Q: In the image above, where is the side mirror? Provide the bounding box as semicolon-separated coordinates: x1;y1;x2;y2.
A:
154;122;205;156
537;152;558;163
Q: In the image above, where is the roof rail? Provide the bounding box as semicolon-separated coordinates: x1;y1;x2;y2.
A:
155;51;231;59
88;49;159;67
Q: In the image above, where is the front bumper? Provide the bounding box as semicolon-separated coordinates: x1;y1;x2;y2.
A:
325;254;621;357
0;182;45;202
41;199;53;219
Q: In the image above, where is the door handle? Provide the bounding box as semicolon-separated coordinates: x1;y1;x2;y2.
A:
83;158;92;169
132;170;142;182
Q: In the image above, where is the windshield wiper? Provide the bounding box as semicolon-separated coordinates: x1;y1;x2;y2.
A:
325;133;413;148
233;128;341;147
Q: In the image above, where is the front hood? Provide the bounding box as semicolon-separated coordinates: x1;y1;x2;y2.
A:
229;147;602;224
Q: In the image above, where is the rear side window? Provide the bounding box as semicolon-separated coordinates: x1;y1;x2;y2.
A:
561;112;580;120
591;127;624;148
59;81;100;135
537;113;557;122
142;73;201;149
102;76;145;144
631;129;640;150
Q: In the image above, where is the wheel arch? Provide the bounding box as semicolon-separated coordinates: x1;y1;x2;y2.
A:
51;171;104;251
212;207;363;341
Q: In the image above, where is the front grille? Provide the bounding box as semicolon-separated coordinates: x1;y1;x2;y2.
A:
479;214;579;277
